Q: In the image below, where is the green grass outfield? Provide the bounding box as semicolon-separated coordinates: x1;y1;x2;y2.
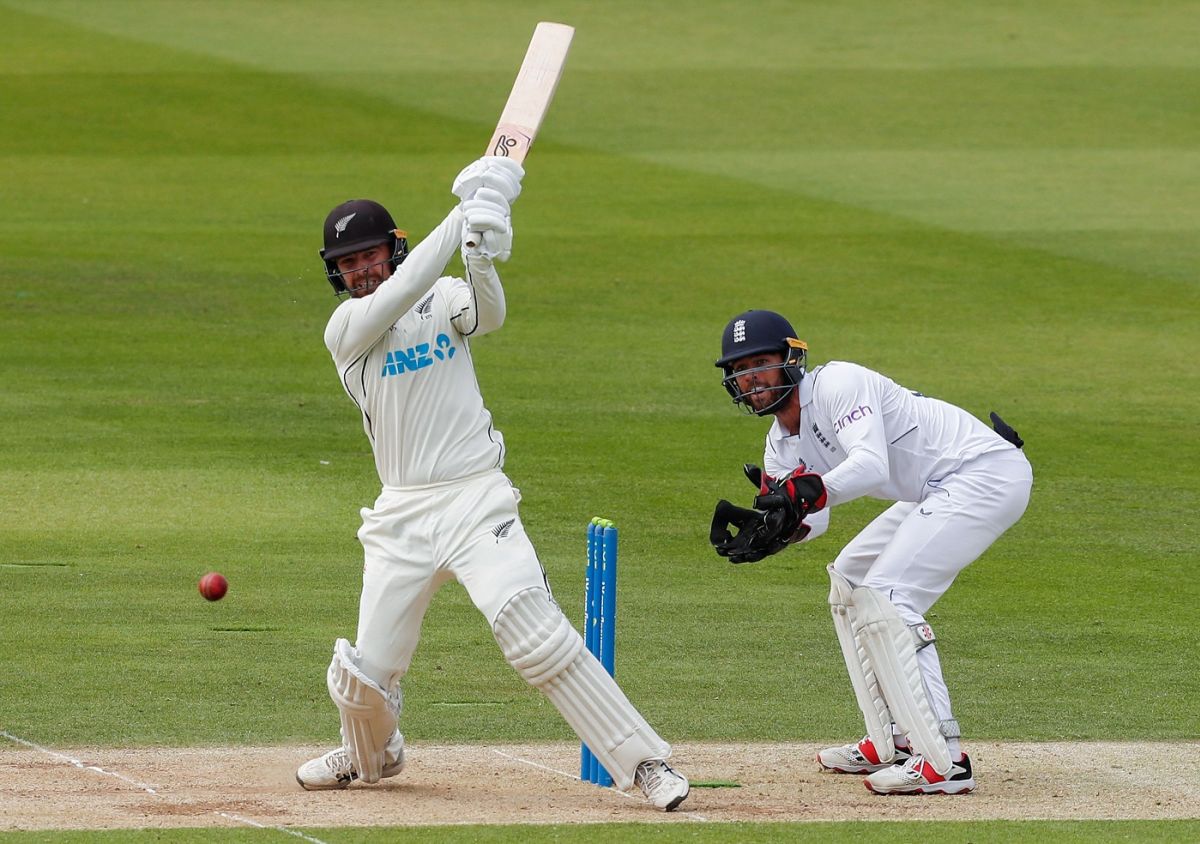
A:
1;0;1197;839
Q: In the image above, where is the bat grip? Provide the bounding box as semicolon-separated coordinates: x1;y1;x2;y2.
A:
464;230;483;249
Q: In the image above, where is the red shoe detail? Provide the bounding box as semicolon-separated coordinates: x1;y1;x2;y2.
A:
916;757;945;783
857;738;882;766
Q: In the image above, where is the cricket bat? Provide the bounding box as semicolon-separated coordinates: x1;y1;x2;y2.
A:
464;21;574;248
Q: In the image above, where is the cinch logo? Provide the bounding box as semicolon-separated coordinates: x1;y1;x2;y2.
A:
833;404;873;433
381;333;456;377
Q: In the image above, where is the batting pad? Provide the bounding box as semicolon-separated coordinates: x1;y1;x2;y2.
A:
492;588;670;790
828;567;896;763
327;638;401;784
852;587;952;775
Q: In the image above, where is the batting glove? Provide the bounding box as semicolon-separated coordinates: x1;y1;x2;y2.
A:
461;188;513;262
452;156;524;204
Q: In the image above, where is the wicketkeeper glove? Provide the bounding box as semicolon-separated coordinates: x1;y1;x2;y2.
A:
742;463;769;495
709;499;791;564
746;464;827;543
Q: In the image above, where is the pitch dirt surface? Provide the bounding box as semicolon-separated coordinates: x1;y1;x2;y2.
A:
1;741;1195;832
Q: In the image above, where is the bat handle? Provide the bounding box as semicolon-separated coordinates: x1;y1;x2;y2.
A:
464;230;483;249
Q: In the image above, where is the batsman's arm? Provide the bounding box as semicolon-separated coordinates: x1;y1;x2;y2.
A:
448;255;506;338
325;207;464;364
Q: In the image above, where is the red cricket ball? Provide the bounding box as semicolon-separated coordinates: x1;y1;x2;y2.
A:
198;572;228;601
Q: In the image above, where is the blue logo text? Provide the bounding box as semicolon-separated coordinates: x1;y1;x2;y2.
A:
381;333;456;377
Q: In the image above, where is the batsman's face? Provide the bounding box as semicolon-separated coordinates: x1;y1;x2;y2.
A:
731;352;787;412
336;243;392;298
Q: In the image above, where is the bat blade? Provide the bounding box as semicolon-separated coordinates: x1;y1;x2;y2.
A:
486;21;574;164
465;21;574;248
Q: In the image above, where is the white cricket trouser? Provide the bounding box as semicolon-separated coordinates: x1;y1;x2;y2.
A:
831;448;1033;734
352;470;549;689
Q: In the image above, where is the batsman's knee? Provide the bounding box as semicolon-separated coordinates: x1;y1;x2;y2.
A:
491;587;583;687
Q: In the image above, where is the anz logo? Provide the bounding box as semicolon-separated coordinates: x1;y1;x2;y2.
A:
381;333;456;377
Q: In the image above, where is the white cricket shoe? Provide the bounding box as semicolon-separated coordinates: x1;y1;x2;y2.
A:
296;732;405;791
634;759;690;811
864;752;975;795
817;736;912;774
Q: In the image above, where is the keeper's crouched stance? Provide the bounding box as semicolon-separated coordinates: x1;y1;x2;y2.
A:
295;158;688;812
710;310;1032;795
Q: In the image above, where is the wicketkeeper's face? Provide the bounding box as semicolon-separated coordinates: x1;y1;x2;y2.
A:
335;243;393;298
731;352;788;412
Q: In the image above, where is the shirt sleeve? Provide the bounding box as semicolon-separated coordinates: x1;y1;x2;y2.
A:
324;206;464;365
815;364;890;506
446;254;506;338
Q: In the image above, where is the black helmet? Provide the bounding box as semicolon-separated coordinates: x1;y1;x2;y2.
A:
319;199;409;297
715;310;808;416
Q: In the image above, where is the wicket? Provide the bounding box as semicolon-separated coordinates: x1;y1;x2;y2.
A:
581;516;617;786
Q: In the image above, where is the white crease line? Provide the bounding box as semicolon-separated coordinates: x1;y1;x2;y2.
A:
1;730;330;844
218;812;330;844
487;749;624;797
489;747;709;820
1;730;159;794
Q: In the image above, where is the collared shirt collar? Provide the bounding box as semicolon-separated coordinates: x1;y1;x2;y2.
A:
798;373;814;408
768;376;813;442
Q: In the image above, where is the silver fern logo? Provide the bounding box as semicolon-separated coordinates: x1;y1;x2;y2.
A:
491;519;516;541
414;293;435;320
334;213;356;238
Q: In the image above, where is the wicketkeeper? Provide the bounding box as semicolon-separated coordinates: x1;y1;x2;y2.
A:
709;309;1032;795
295;157;689;811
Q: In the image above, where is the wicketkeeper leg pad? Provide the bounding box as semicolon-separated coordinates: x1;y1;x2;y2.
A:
326;638;402;784
828;566;895;763
492;587;670;790
852;586;953;774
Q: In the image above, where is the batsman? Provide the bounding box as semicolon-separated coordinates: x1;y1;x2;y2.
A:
709;310;1032;794
294;157;689;811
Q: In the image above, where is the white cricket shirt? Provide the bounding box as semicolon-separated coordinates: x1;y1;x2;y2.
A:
763;361;1017;538
323;207;508;488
